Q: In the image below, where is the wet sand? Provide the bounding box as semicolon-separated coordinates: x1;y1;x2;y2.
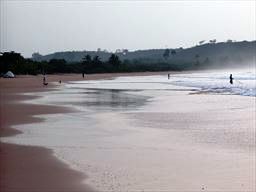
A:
0;74;92;192
0;72;172;192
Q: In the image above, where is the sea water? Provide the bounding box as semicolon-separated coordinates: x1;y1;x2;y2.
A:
66;69;256;97
169;69;256;96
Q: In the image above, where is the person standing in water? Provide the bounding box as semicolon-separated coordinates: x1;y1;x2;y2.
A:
168;73;170;79
229;74;234;84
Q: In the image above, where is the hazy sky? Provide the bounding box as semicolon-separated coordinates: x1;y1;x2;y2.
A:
0;0;255;57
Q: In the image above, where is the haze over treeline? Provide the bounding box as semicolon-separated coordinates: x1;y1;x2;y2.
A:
32;40;256;66
0;40;255;75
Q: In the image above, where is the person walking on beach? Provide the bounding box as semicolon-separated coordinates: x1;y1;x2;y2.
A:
43;75;46;84
229;74;233;84
43;75;48;85
168;73;170;79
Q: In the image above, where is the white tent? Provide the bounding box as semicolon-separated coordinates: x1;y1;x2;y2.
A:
3;71;15;78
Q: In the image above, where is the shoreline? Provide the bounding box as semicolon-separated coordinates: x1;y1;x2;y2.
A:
0;72;173;192
0;74;94;192
1;71;255;191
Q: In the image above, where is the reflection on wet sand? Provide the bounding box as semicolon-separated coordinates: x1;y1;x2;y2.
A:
54;89;149;111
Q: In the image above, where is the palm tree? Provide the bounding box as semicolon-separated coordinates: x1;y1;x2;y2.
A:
108;54;121;67
171;50;176;57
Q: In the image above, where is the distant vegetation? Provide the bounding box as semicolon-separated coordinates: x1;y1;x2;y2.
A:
0;41;255;75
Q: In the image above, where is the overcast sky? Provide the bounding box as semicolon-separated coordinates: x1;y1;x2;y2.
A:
0;0;255;57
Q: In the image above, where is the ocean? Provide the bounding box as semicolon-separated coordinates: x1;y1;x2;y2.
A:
66;69;256;97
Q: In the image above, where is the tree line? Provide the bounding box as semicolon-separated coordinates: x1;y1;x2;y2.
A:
1;51;192;75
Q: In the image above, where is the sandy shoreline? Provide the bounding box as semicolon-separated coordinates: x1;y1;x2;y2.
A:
0;72;172;192
0;74;92;192
1;71;255;191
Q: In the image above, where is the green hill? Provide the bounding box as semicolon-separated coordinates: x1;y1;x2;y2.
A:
32;40;255;69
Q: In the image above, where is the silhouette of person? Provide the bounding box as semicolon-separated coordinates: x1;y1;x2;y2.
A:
82;73;85;78
229;74;233;84
43;75;48;85
168;73;170;79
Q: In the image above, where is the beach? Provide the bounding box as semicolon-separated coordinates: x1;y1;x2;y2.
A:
0;72;170;192
0;74;95;192
0;72;255;192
